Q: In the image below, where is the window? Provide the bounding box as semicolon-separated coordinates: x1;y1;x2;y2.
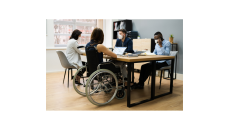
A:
54;19;97;47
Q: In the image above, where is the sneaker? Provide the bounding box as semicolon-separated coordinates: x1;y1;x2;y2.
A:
75;80;83;85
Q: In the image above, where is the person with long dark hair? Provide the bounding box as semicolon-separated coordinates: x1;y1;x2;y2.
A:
66;29;85;84
85;28;127;78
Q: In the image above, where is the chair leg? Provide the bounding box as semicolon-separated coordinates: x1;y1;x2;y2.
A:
168;69;170;78
71;68;73;80
159;70;163;89
63;69;67;84
168;70;171;77
148;76;150;85
68;69;69;88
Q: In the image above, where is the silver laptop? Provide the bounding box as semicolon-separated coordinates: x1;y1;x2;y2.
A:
113;47;127;55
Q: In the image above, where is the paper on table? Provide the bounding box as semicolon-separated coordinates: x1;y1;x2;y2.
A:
145;53;156;55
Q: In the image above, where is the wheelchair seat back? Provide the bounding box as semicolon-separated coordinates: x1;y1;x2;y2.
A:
85;46;100;76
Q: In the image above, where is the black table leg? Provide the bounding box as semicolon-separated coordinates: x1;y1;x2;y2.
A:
151;61;156;99
127;62;131;107
174;54;177;79
126;60;174;107
170;59;174;93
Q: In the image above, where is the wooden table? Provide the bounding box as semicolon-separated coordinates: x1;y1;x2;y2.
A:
82;53;175;107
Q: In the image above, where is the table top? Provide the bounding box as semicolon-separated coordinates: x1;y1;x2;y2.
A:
82;53;174;62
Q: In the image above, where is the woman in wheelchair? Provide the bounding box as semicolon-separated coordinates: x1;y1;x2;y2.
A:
85;28;127;79
73;28;126;106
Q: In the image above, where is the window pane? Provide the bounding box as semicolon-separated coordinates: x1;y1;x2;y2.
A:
54;24;73;34
78;36;90;45
76;26;85;34
54;35;70;45
85;26;95;34
76;25;96;34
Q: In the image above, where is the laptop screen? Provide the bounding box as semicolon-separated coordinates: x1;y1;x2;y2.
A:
113;47;127;55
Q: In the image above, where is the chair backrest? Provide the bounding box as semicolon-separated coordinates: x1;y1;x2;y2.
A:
56;50;72;68
169;51;178;57
85;46;100;75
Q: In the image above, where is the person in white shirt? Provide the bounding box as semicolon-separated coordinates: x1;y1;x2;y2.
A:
66;29;85;85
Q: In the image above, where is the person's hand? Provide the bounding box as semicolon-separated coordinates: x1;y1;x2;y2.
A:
158;38;162;47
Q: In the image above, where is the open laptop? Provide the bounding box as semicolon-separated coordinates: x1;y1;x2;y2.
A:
113;47;127;55
133;51;145;55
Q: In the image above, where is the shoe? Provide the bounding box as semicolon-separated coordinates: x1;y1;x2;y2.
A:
137;84;144;89
75;80;83;85
132;83;144;89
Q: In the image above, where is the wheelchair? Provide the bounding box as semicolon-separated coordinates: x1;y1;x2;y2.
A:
72;46;126;106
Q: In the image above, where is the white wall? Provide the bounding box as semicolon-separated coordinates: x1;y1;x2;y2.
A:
46;49;66;73
46;19;54;48
103;19;113;47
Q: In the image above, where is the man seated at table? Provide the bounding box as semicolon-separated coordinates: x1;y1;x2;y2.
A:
133;31;171;89
113;29;134;80
115;29;134;53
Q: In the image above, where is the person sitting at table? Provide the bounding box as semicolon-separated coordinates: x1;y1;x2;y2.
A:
133;31;171;89
115;29;134;53
85;28;127;79
66;29;86;85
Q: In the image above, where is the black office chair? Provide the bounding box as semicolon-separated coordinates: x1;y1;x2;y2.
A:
73;46;126;106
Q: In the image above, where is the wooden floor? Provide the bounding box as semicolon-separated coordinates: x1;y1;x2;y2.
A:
46;70;183;111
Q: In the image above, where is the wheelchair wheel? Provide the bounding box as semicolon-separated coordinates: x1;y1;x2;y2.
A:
85;69;118;106
73;66;89;96
115;89;126;100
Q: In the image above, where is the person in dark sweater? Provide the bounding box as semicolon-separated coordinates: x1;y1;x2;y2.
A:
115;29;134;53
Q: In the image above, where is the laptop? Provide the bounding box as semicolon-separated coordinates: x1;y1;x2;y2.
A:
113;47;127;55
133;51;145;55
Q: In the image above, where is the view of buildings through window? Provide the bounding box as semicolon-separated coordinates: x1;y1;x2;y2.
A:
54;19;97;46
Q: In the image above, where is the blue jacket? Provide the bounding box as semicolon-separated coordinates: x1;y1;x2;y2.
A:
115;37;134;53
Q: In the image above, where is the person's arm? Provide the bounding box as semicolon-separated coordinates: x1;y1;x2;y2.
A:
125;39;134;53
158;41;171;55
73;42;84;54
97;44;117;58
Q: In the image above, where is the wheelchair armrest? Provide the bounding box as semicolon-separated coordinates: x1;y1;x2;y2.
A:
77;46;85;49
